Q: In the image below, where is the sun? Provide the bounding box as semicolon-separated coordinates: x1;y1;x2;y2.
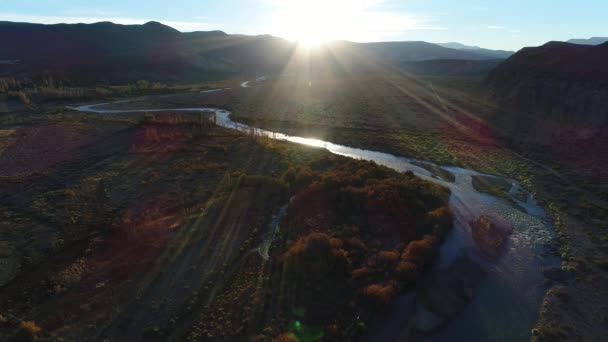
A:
294;31;327;48
266;0;357;47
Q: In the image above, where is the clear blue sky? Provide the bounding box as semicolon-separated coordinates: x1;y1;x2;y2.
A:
2;0;607;51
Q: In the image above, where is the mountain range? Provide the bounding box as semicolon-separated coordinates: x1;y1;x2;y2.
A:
437;42;514;59
0;21;511;83
566;37;608;45
3;20;606;145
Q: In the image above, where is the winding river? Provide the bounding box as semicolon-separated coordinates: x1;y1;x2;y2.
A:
68;80;558;341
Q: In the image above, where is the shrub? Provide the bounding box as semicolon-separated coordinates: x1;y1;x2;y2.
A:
426;206;454;231
363;283;395;309
402;235;438;265
351;267;371;280
345;237;365;250
8;91;30;105
282;232;350;318
377;251;399;267
142;112;156;123
10;321;41;342
293;167;318;190
329;238;343;248
283;233;348;276
394;261;418;283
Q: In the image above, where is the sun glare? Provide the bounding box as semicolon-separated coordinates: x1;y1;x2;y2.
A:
266;0;374;47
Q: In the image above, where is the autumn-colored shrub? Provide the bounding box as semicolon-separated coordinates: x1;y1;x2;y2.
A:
351;267;371;280
363;283;396;309
278;157;452;334
425;206;454;238
377;250;400;267
402;235;439;265
394;261;418;283
329;238;343;248
283;232;351;322
345;237;365;250
284;233;349;278
426;206;453;227
293;167;319;190
11;321;41;342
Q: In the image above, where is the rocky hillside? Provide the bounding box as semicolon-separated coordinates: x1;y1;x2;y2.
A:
485;41;608;139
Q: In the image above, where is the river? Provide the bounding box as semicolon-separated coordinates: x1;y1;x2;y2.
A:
67;80;558;341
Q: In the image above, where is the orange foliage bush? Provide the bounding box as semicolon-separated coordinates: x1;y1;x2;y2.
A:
351;267;371;280
345;237;365;249
377;250;400;266
283;232;349;284
427;206;453;226
12;320;41;341
279;157;453;326
330;238;343;249
402;235;439;265
363;283;396;308
394;261;418;282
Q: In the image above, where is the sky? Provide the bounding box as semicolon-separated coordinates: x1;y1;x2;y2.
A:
1;0;607;51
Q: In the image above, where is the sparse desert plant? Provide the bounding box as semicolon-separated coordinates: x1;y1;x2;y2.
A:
143;112;156;123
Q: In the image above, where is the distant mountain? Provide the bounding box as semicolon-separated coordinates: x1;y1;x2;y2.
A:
0;21;296;83
437;42;514;59
400;59;503;76
0;21;508;84
437;42;482;50
353;41;503;61
567;37;608;45
485;41;608;143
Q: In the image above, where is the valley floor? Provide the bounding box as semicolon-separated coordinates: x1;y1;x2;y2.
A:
1;73;607;341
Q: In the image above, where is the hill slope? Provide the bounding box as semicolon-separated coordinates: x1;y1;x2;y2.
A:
1;21;504;83
0;21;296;83
484;41;608;144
